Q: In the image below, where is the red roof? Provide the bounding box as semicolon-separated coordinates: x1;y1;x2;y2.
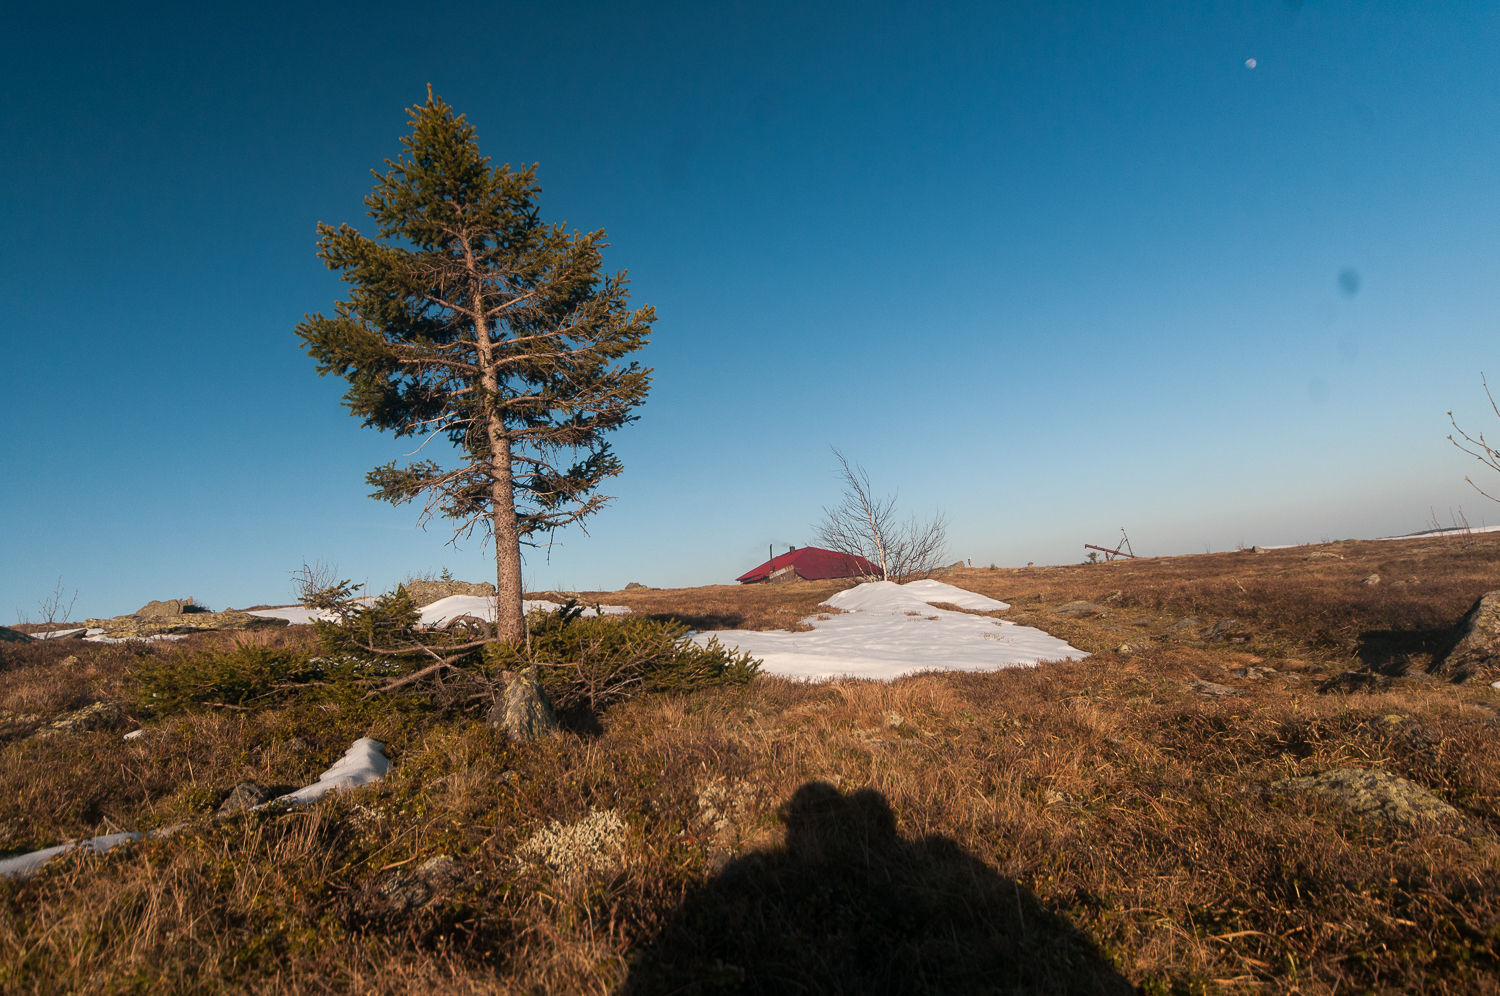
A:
736;546;880;583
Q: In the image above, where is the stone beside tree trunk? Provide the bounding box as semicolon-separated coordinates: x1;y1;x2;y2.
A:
1429;591;1500;683
491;666;558;742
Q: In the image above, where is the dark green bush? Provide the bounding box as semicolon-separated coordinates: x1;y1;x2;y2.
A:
483;603;760;711
133;645;406;717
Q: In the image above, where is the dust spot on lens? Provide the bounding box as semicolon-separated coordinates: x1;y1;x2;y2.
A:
1338;268;1361;298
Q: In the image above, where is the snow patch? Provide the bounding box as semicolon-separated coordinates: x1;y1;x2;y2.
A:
695;579;1082;681
0;739;392;880
248;596;630;627
261;737;389;807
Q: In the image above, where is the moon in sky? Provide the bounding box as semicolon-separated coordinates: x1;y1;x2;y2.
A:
1245;58;1257;68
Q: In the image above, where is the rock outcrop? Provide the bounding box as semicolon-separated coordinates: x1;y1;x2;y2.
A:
135;598;199;618
84;607;288;640
0;627;32;643
1429;591;1500;683
1269;767;1465;829
403;579;497;608
32;702;123;738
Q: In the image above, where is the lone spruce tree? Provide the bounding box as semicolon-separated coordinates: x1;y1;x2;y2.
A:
297;89;654;645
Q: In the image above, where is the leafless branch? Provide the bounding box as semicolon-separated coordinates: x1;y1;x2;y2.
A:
1449;375;1500;505
814;448;949;582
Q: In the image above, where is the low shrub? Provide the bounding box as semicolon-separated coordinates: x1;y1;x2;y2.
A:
133;644;405;717
484;603;761;711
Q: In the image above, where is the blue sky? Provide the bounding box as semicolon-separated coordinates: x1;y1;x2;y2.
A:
4;1;1498;618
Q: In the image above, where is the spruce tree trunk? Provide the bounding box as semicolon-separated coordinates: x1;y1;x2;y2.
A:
490;432;527;645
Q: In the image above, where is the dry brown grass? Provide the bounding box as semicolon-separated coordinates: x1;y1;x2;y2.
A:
2;536;1499;992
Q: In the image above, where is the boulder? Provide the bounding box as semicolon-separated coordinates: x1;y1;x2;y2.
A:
84;609;288;640
380;854;461;912
624;582;649;590
216;783;275;817
33;701;122;738
1203;618;1239;641
1429;591;1500;683
1361;574;1380;586
0;627;32;643
1269;767;1465;829
403;579;496;608
491;666;558;742
135;598;195;618
1190;679;1238;698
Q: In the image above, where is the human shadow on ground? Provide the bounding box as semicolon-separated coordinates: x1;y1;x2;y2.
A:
623;781;1132;995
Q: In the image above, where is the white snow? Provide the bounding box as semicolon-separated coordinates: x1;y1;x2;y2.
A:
0;832;145;880
31;628;87;640
261;737;390;807
695;579;1084;681
246;597;379;625
830;578;1011;614
1378;523;1500;540
248;595;629;628
0;739;391;880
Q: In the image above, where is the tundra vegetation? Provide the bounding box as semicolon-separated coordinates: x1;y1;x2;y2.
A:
3;534;1500;992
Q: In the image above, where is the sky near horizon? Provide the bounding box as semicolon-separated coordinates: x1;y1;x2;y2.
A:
3;1;1499;619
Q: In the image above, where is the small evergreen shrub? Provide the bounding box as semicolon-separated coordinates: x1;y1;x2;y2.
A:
484;603;761;711
133;644;404;717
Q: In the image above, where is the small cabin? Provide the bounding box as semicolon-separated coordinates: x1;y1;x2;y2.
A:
736;546;881;584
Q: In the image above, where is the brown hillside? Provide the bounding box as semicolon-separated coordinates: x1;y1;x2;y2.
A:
0;534;1498;993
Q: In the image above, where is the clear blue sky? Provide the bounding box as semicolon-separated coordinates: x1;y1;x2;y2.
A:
4;1;1498;618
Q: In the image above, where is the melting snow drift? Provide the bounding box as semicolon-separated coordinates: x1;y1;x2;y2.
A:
0;739;391;880
249;596;628;628
695;579;1085;681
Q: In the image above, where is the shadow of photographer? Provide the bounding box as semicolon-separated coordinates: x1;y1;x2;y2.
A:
623;781;1131;995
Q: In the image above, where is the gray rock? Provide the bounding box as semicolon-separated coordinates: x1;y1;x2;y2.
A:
1054;601;1108;617
1168;616;1202;631
33;701;122;738
402;579;497;608
1230;666;1277;679
135;598;194;618
216;783;273;817
624;582;649;590
379;854;460;912
1430;591;1500;683
1203;618;1239;641
0;626;33;643
1269;767;1465;829
491;666;558;742
1190;679;1238;698
1251;546;1270;554
1361;574;1380;586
